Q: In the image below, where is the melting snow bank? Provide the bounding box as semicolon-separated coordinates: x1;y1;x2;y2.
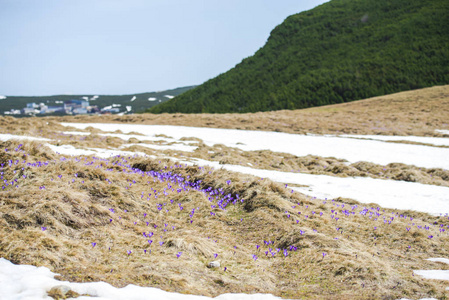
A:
436;129;449;135
0;258;284;300
60;123;449;169
414;258;449;291
62;131;91;136
427;258;449;264
338;134;449;147
46;144;148;159
36;140;449;216
3;134;448;216
180;158;449;216
414;270;449;281
121;143;197;152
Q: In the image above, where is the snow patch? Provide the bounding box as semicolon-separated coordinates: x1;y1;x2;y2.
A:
62;131;90;136
47;144;147;159
414;270;449;281
414;258;449;292
0;258;285;300
436;129;449;135
60;123;449;170
339;134;449;147
148;97;157;101
427;258;449;265
46;144;97;156
97;133;170;142
164;95;174;99
121;143;197;153
176;158;449;216
130;96;136;102
0;95;6;100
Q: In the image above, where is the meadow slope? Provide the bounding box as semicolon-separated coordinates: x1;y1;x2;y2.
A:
52;85;449;137
0;86;448;299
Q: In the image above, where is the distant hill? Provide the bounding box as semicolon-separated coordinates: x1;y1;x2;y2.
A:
0;86;195;115
149;0;449;113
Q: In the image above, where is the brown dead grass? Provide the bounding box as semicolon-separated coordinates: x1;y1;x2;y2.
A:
3;114;447;188
1;86;449;298
45;84;449;137
182;143;449;187
1;139;449;299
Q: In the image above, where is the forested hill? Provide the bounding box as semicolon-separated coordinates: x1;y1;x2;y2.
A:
149;0;449;114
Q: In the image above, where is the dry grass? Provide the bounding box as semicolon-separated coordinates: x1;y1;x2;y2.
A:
46;84;449;137
0;139;448;299
1;86;449;299
180;144;449;187
2;113;448;189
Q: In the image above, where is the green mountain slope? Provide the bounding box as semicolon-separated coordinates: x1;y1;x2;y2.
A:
149;0;449;113
0;86;195;115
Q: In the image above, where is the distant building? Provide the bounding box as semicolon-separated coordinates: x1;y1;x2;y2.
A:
64;99;89;114
4;109;21;115
72;107;88;114
13;98;124;116
39;106;64;114
21;107;38;115
87;105;100;114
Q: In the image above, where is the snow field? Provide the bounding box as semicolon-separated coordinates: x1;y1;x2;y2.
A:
60;123;449;169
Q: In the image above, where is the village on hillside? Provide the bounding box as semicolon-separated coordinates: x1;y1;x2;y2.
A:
3;98;131;116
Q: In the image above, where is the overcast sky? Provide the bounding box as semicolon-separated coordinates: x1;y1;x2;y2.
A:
0;0;329;96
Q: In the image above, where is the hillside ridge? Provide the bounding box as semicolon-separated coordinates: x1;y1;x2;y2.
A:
149;0;449;113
